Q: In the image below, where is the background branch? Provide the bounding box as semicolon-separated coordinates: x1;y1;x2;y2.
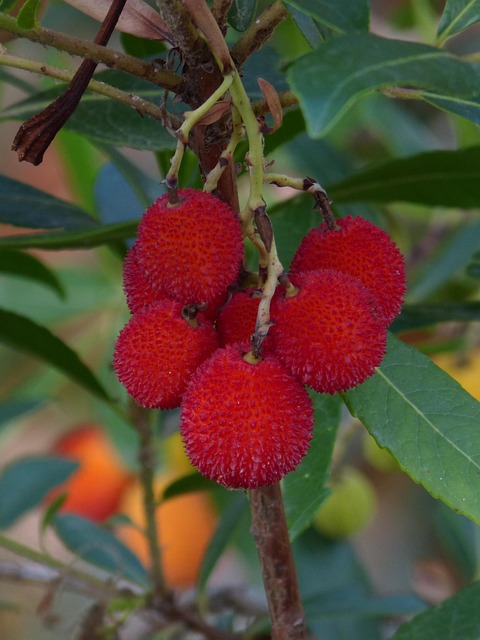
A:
0;12;183;91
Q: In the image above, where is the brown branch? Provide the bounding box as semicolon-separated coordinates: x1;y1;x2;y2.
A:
0;13;183;90
249;484;307;640
156;0;212;69
211;0;234;34
230;0;289;67
253;90;299;117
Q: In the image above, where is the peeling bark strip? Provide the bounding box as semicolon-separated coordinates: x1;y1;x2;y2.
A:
12;0;129;164
249;484;307;640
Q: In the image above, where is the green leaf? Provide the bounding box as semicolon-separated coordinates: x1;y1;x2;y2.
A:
344;334;480;524
0;0;20;11
1;70;174;151
288;34;480;138
0;456;78;528
392;581;480;640
284;394;341;541
284;0;370;33
0;249;65;298
391;302;480;334
162;472;218;501
434;503;479;582
409;221;480;299
437;0;480;43
0;308;111;402
53;514;148;585
328;146;480;207
0;220;138;250
0;398;44;431
198;493;248;595
16;0;41;28
0;175;97;231
228;0;258;31
270;195;320;268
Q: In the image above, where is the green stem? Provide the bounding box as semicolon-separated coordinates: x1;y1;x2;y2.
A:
204;105;243;193
0;12;183;91
130;403;169;605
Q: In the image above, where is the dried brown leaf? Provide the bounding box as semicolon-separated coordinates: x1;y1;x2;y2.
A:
195;99;231;126
62;0;171;41
183;0;232;70
257;77;283;133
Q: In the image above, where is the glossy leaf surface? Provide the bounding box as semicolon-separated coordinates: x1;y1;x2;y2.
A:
288;34;480;138
344;334;480;523
0;457;78;528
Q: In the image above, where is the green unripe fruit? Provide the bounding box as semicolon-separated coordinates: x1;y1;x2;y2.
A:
363;433;400;473
313;467;376;539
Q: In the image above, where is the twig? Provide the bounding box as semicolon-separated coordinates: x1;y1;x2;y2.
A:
249;484;307;640
130;402;169;606
252;90;299;117
230;0;289;67
0;12;183;91
0;51;178;126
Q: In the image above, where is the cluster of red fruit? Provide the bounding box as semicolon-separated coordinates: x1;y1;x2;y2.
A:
114;189;406;490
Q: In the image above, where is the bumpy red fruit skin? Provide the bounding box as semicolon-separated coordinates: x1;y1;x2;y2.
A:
113;300;219;409
136;189;244;306
271;270;387;394
290;216;406;325
180;345;314;489
123;242;162;314
216;289;261;347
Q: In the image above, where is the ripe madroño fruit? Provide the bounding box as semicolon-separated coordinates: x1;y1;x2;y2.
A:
136;189;244;306
118;474;216;588
123;242;163;314
113;299;218;409
290;215;406;325
271;270;387;394
216;289;261;347
51;424;133;523
180;345;314;489
313;466;376;539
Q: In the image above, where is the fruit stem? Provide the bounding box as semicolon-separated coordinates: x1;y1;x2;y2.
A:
165;71;235;188
204;106;244;193
130;402;169;605
249;483;307;640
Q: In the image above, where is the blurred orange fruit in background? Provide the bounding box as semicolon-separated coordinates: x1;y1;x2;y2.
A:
51;423;134;523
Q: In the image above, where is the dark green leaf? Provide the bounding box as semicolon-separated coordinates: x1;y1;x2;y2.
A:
391;302;480;334
304;591;426;620
424;92;480;127
54;514;148;585
328;146;480;207
437;0;480;43
392;581;480;640
288;6;323;49
228;0;257;31
0;0;20;11
270;195;320;268
0;308;111;401
0;456;78;528
198;493;248;595
344;334;480;524
435;503;478;582
0;398;44;430
285;0;370;33
0;175;97;230
284;394;341;541
162;472;218;501
295;530;381;640
409;221;480;299
1;70;174;151
16;0;41;28
288;34;480;138
0;249;65;298
0;220;138;250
